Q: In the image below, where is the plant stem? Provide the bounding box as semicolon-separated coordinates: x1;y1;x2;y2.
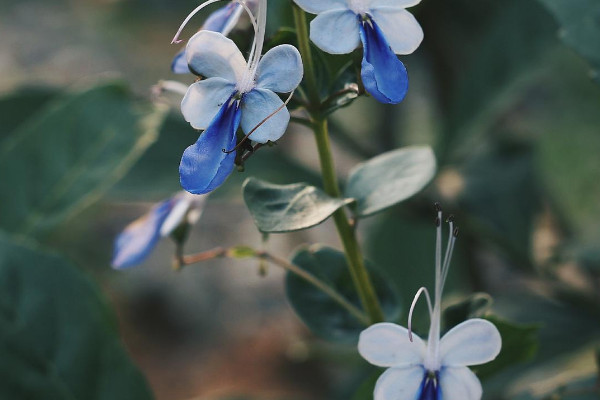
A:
293;6;384;324
181;247;369;325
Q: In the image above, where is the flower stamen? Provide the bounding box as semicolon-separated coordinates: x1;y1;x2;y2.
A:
408;286;433;342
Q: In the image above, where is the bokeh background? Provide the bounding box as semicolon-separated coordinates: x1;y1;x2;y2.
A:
1;0;599;399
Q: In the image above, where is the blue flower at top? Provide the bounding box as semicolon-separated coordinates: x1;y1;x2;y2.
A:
179;30;303;194
112;192;207;269
172;0;258;74
294;0;423;104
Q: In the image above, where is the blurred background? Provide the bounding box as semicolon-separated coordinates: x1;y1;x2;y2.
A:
1;0;599;399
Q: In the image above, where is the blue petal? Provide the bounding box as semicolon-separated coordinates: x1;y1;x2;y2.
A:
241;88;290;143
202;2;243;35
111;198;176;269
179;97;241;194
171;50;191;74
256;45;303;93
418;372;441;400
309;9;360;54
358;16;409;104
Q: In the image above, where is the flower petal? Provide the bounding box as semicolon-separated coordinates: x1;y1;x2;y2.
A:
241;88;290;143
159;192;207;237
293;0;348;14
440;319;502;367
373;366;425;400
439;367;482;400
181;78;236;130
359;17;409;104
370;8;423;55
111;199;175;269
186;30;247;82
256;45;303;93
370;0;422;7
202;2;244;35
310;9;360;54
171;50;191;74
179;98;241;194
358;322;426;367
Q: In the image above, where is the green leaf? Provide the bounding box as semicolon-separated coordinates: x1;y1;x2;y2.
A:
0;81;167;237
444;0;556;152
0;87;59;143
242;178;353;233
0;233;153;399
286;245;401;343
537;0;600;84
443;293;493;330
344;146;436;218
476;316;539;379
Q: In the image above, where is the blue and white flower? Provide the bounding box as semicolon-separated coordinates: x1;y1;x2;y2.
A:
176;0;303;194
293;0;423;104
358;207;501;400
172;0;259;74
112;192;207;269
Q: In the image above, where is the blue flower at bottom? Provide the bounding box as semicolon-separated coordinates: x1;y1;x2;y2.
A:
179;31;303;194
294;0;423;104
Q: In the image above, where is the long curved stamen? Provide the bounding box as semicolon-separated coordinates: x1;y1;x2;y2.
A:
247;0;267;76
408;286;433;342
223;91;295;154
434;203;443;303
440;226;458;294
171;0;230;44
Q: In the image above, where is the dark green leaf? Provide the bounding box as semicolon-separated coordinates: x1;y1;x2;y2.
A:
243;178;353;233
476;316;539;379
444;0;556;152
345;146;436;218
460;142;542;268
0;233;153;399
443;293;493;330
286;245;401;343
537;0;600;84
0;86;59;143
0;81;167;237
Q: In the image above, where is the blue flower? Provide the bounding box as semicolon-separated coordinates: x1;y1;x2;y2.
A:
112;192;207;269
358;207;501;400
172;0;258;74
293;0;423;104
179;29;303;194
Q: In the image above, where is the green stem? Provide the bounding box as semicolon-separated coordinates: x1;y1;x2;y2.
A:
182;247;369;325
293;6;384;323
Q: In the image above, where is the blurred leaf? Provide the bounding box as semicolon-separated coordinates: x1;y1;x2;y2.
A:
243;178;353;233
537;0;600;84
477;316;539;379
0;233;153;399
345;146;436;218
350;371;381;400
0;87;59;142
445;0;557;153
286;245;401;343
0;81;167;237
460;142;542;267
443;292;493;330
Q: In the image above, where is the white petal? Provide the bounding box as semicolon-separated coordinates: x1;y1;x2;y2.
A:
370;8;423;55
159;197;191;237
358;323;426;367
370;0;422;8
440;319;502;367
181;78;236;130
310;9;361;54
186;30;247;83
440;367;482;400
293;0;348;14
373;366;424;400
256;45;303;93
241;88;290;143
